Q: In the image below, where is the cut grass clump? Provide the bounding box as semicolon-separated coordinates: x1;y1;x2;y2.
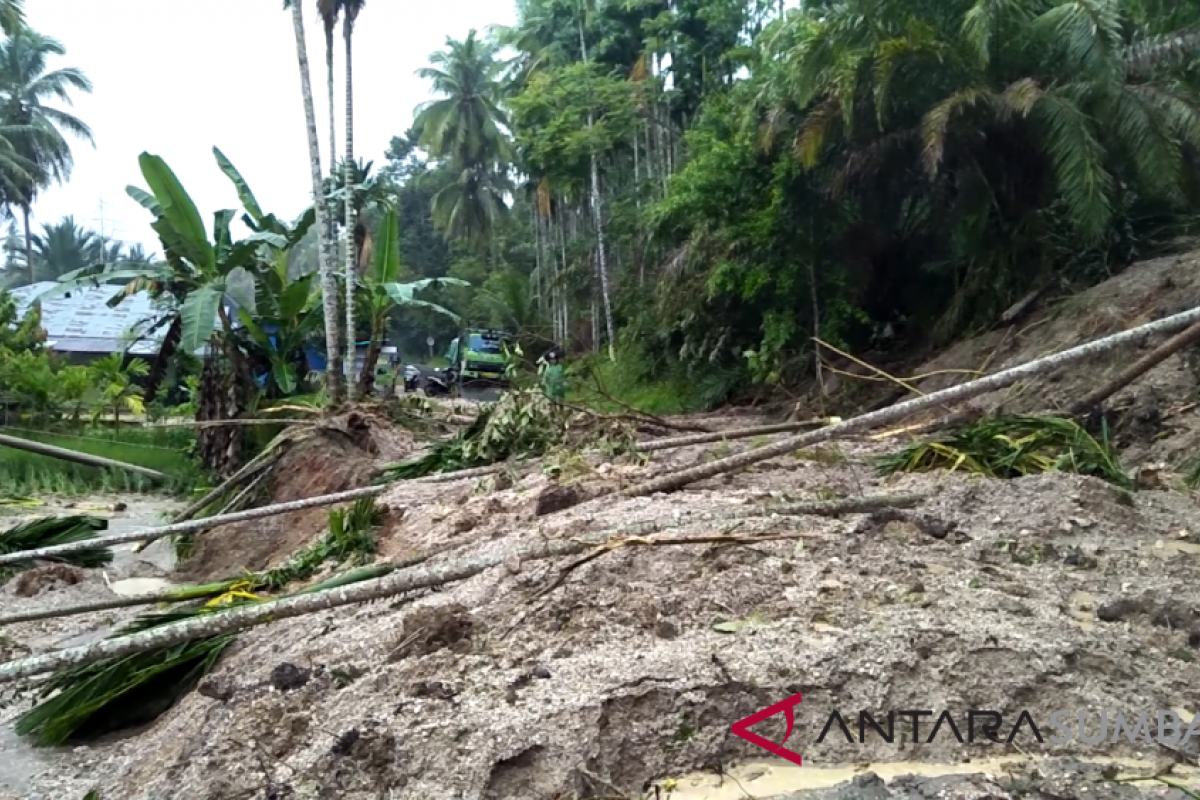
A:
0;426;206;497
877;415;1131;489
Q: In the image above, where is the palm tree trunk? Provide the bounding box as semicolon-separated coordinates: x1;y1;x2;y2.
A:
357;325;382;397
1068;320;1200;415
343;19;358;400
574;9;616;361
588;153;616;360
21;204;32;282
323;13;340;388
289;0;344;405
324;24;336;177
621;303;1200;498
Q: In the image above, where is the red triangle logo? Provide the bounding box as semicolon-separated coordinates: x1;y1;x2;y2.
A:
729;692;805;767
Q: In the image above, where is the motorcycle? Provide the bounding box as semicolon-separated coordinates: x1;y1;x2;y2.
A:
402;364;422;393
423;367;454;397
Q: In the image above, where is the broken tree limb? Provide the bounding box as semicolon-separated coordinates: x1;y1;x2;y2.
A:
1067;320;1200;415
0;433;167;481
0;491;922;681
635;420;828;452
619;304;1200;497
0;545;458;627
171;448;283;524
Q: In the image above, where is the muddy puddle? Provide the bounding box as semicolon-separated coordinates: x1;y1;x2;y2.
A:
658;756;1200;798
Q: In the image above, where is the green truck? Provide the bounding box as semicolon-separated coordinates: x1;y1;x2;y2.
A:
445;329;512;389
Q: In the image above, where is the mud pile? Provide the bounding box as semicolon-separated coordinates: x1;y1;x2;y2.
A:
5;432;1193;799
8;253;1200;798
178;409;420;581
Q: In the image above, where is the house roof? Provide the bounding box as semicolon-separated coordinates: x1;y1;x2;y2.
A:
8;281;171;356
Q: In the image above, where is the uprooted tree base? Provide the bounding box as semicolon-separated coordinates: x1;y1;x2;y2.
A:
176;410;418;583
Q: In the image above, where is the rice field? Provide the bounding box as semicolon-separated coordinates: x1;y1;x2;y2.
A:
0;425;207;497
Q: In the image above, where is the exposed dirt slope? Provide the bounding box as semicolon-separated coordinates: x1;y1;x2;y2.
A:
8;254;1200;798
176;410;420;582
6;432;1200;799
904;251;1200;464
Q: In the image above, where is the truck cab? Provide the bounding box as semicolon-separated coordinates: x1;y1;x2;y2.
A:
445;329;510;387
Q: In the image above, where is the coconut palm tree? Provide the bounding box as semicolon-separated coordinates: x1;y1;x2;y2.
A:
30;214;97;281
316;0;340;168
0;28;93;271
341;0;365;398
316;0;344;389
284;0;344;404
0;0;23;36
414;30;514;248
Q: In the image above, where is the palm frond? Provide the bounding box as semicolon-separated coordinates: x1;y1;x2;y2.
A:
0;515;111;582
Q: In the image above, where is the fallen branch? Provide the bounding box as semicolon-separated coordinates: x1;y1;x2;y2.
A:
0;492;922;681
144;419;315;429
0;545;456;627
620;304;1200;497
0;433;166;481
1067;320;1200;415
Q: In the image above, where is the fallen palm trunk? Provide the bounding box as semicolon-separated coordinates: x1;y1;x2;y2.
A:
0;492;921;682
14;563;396;747
171;447;283;525
146;418;314;429
1067;320;1200;415
619;304;1200;498
0;542;459;627
0;461;521;567
0;433;167;481
634;419;827;452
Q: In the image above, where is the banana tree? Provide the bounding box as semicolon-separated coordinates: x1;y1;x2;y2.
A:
42;150;295;401
235;264;324;398
357;207;467;395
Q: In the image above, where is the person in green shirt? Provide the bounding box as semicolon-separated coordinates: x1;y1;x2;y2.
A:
538;346;566;402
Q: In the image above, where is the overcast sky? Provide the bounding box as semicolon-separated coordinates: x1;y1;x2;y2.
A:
22;0;515;257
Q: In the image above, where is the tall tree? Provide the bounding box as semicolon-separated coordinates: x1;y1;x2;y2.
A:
573;0;615;361
0;0;22;36
284;0;344;404
414;30;514;249
341;0;365;398
316;0;344;391
0;28;93;271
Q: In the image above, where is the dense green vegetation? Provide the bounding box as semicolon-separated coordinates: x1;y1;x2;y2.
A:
3;0;1200;478
388;0;1200;405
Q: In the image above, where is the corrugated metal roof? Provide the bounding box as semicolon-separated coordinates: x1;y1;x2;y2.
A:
8;281;172;356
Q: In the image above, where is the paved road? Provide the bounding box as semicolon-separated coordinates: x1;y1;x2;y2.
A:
402;363;503;403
